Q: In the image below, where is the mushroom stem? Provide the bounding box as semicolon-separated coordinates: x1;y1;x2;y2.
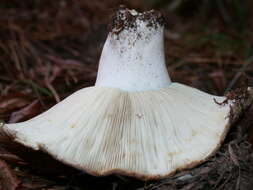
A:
95;8;171;91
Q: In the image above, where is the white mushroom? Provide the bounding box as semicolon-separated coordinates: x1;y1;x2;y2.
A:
1;7;253;180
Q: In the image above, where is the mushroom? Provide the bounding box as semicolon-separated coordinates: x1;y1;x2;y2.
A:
1;7;253;180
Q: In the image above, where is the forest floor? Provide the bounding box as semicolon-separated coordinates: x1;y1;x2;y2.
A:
0;1;253;189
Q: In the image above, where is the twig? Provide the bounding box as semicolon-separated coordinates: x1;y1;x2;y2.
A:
225;55;253;93
45;81;60;103
217;171;233;190
216;0;231;25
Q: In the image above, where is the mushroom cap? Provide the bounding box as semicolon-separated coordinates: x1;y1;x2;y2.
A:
2;83;252;180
